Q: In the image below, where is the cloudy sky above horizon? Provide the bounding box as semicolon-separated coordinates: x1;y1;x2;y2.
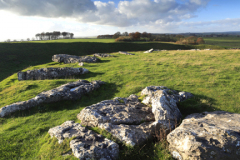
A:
0;0;239;41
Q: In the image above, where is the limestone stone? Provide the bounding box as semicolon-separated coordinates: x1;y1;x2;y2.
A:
167;111;240;160
77;95;155;146
78;94;154;127
93;53;114;57
141;86;193;105
144;48;154;53
52;54;99;63
18;67;89;80
99;122;153;147
141;86;193;130
79;62;84;66
118;51;135;55
48;121;119;160
0;80;105;117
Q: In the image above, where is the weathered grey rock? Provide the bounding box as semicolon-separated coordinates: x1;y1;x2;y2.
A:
48;121;119;160
141;86;193;105
18;67;89;80
78;95;155;146
144;48;154;53
99;122;153;147
141;86;193;130
52;54;99;63
78;62;84;66
0;80;105;117
93;53;114;57
78;94;154;127
167;111;240;160
118;51;134;55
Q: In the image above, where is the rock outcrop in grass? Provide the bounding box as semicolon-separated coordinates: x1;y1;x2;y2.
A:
52;54;99;63
18;67;89;80
118;51;135;55
141;86;193;130
48;121;119;160
167;111;240;160
93;53;114;57
78;87;193;147
0;80;105;117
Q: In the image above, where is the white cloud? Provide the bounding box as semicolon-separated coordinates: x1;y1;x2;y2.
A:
0;0;211;27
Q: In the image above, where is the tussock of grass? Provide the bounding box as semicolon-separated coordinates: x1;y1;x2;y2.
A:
1;49;240;159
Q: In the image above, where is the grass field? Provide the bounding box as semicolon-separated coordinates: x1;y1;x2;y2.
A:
1;45;240;159
0;40;194;82
204;36;240;48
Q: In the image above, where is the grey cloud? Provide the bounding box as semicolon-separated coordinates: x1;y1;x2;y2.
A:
0;0;211;27
0;0;96;17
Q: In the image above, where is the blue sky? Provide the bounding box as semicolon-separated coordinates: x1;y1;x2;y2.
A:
0;0;239;41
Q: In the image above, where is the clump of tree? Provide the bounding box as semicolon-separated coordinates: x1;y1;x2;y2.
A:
97;35;114;39
115;32;152;42
35;31;74;40
150;34;178;42
176;36;205;45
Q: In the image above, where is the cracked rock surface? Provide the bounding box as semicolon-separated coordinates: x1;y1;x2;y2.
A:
18;67;89;80
77;87;193;147
0;80;105;117
167;111;240;160
141;86;193;130
48;121;119;160
78;95;155;146
52;54;99;63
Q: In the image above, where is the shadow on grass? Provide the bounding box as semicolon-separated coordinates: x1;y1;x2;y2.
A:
178;94;218;119
98;59;111;63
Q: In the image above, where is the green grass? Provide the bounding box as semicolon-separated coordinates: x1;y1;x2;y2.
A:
204;37;240;48
1;49;240;159
0;40;194;82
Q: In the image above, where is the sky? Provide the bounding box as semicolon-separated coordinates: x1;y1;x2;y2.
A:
0;0;239;41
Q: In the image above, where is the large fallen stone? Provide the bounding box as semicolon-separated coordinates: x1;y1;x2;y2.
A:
118;51;135;55
78;95;155;146
18;67;89;80
78;94;154;127
48;121;119;160
0;80;105;117
52;54;99;63
141;86;193;130
167;111;240;160
93;53;114;57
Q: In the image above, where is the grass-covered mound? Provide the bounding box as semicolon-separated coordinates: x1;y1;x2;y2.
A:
1;50;240;159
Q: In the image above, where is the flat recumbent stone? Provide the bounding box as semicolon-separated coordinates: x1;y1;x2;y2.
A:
52;54;99;63
18;67;89;80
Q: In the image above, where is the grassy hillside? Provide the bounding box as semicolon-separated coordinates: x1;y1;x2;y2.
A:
0;49;240;160
204;37;240;48
0;40;194;81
